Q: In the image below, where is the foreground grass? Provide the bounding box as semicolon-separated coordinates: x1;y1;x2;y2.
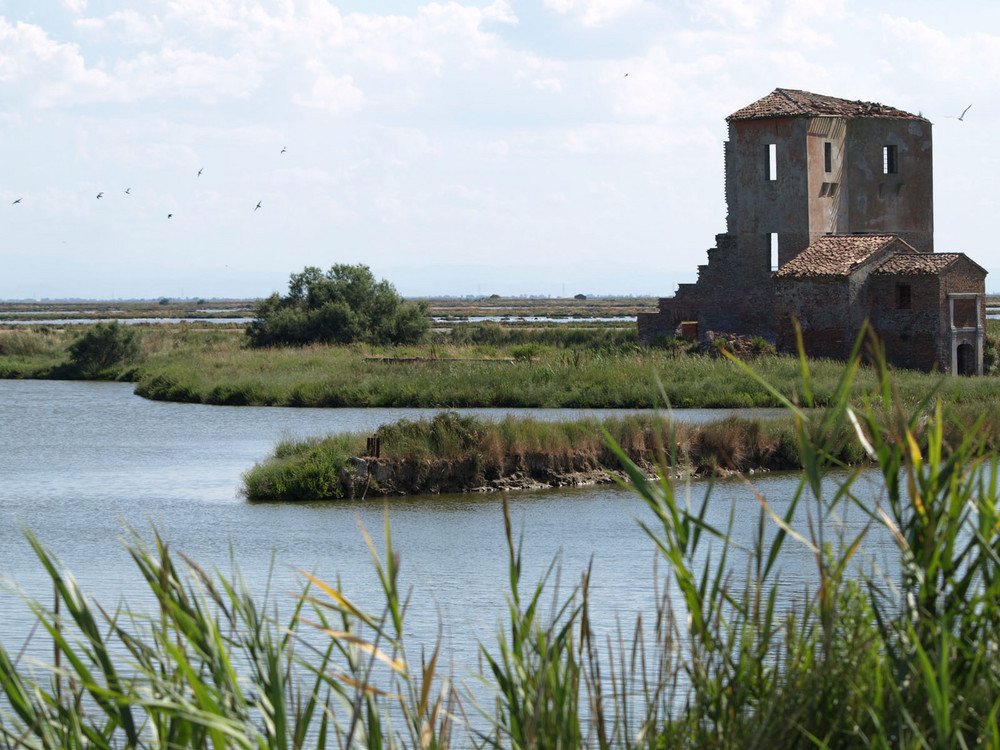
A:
3;329;1000;747
5;321;1000;410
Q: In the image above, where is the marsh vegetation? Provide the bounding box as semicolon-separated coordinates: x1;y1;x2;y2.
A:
3;295;1000;412
240;411;835;501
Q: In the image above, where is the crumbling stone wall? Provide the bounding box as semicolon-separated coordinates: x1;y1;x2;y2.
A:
869;274;946;370
843;118;934;252
869;259;986;372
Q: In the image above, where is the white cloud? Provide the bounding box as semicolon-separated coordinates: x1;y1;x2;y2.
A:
544;0;645;27
686;0;769;30
483;0;518;25
111;47;264;103
62;0;87;14
587;180;627;204
0;19;112;106
75;11;165;46
513;66;564;92
879;14;1000;87
292;67;366;116
486;140;509;156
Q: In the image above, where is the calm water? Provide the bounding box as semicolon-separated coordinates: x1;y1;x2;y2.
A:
0;380;891;699
0;317;254;325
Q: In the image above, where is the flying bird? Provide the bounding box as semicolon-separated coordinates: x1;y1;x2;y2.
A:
12;198;21;204
96;192;104;199
167;213;173;219
254;201;262;211
280;147;286;154
624;73;628;77
947;104;972;121
124;188;131;195
197;167;203;177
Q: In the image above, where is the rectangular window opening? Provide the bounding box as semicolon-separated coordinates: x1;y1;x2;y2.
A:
896;283;911;310
770;232;779;271
824;142;832;173
768;143;777;181
883;145;898;175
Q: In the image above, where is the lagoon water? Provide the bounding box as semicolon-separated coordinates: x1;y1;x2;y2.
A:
0;380;893;703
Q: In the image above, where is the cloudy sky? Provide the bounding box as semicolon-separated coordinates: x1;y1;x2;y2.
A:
0;0;996;300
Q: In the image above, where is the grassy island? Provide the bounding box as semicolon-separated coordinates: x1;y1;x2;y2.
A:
240;411;834;501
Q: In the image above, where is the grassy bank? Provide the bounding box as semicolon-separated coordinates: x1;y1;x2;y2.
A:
4;318;1000;410
3;339;1000;746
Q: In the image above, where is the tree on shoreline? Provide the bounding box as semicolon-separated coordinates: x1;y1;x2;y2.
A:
246;264;430;347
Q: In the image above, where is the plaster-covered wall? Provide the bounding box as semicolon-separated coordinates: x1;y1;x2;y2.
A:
843;118;934;252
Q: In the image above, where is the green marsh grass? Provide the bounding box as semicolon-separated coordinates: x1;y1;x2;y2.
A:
130;344;1000;410
4;323;1000;746
6;321;1000;411
0;326;75;377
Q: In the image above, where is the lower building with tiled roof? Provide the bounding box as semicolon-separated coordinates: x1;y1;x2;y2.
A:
773;236;986;372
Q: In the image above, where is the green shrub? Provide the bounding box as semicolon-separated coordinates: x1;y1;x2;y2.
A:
242;435;356;501
509;343;545;361
246;264;430;348
67;321;141;375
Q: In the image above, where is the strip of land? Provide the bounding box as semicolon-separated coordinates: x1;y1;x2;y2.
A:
4;316;1000;411
239;412;858;501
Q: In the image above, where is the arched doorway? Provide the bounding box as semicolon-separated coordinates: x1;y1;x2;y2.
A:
956;342;976;376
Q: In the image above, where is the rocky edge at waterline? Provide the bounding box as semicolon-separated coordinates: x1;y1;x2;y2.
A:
337;449;662;498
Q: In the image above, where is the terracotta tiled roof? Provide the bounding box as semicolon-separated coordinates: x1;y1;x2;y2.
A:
728;89;924;122
872;253;977;276
774;235;907;278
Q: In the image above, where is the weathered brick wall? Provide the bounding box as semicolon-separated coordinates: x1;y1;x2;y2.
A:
942;260;987;298
774;245;899;359
637;311;679;343
638;231;777;343
775;277;856;357
806;117;848;243
869;275;944;371
726;118;812;264
843;118;934;252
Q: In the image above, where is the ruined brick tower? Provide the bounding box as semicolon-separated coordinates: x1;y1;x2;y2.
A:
638;88;985;374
